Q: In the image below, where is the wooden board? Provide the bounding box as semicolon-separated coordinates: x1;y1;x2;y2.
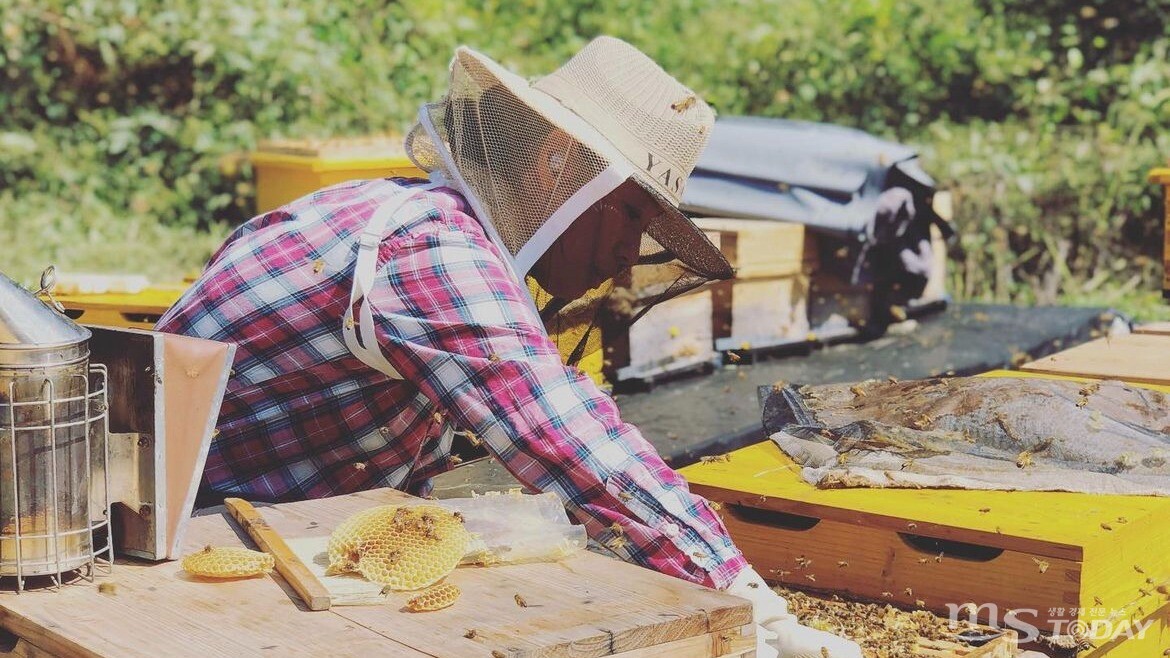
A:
692;218;814;280
1020;333;1170;386
711;276;810;352
679;440;1170;657
606;289;717;383
1134;322;1170;336
0;488;753;658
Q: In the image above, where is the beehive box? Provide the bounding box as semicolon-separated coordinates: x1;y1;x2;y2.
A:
692;218;815;280
692;218;814;355
52;284;187;330
251;136;426;213
680;384;1170;658
710;276;810;353
603;288;717;384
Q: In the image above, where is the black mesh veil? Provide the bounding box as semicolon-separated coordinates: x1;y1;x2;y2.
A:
405;46;732;378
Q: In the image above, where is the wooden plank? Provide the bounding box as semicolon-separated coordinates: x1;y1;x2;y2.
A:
1020;333;1170;386
1;488;751;658
224;498;331;612
257;489;753;658
0;564;421;657
609;625;754;658
712;276;810;352
692;218;812;279
608;289;716;382
1134;322;1170;336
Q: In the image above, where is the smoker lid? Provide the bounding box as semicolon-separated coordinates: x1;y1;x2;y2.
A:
0;270;91;350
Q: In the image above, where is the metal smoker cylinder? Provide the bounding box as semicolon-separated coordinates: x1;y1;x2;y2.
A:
0;269;112;589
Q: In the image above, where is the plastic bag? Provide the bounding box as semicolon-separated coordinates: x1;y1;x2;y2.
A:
437;490;587;566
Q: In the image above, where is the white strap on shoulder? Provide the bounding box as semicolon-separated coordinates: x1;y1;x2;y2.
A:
342;181;442;380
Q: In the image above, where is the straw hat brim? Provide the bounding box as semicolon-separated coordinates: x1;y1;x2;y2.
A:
454;48;732;281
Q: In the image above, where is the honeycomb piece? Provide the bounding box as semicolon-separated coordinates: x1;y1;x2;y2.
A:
405;582;460;611
182;545;275;578
326;504;470;591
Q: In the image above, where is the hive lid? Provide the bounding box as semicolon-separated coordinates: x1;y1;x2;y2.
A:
0;269;91;349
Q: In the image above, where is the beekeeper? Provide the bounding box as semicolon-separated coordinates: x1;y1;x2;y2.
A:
159;37;861;658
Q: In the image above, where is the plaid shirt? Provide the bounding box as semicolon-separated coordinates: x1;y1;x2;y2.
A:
158;178;746;588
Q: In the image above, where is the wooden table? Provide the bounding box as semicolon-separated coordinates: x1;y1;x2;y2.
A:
0;489;754;658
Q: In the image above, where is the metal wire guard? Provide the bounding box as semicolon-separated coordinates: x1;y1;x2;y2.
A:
1;364;112;591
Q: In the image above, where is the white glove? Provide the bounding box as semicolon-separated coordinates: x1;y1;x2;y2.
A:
726;567;863;658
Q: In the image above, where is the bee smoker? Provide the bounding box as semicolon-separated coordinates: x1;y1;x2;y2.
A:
0;268;113;591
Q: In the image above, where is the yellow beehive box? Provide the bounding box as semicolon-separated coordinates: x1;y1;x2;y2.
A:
681;373;1170;657
251;136;426;213
51;284;188;330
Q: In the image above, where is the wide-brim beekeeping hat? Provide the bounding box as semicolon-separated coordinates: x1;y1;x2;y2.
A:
406;36;732;365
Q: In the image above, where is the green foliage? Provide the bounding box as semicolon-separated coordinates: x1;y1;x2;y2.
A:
1;0;1168;318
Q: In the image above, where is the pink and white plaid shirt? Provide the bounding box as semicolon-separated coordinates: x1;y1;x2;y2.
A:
158;177;746;588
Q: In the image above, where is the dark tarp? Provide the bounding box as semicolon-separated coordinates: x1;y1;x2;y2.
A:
681;116;945;239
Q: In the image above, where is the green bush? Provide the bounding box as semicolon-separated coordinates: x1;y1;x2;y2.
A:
1;0;1168;319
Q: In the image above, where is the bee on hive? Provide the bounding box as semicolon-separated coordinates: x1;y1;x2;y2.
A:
182;545;275;578
325;505;470;590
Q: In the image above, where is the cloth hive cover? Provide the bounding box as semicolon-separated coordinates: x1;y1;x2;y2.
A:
761;377;1170;495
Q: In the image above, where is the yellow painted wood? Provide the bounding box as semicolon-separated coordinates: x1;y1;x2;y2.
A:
683;360;1170;650
49;285;187;329
223;498;332;612
684;441;1170;655
251;137;425;213
681;369;1170;656
683;441;1170;553
52;285;186;314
